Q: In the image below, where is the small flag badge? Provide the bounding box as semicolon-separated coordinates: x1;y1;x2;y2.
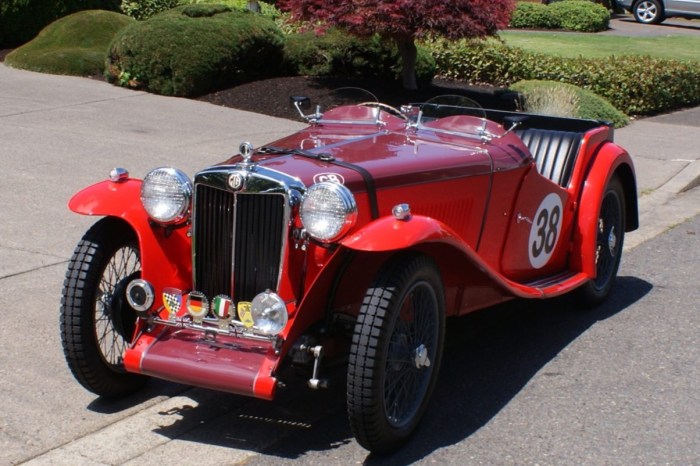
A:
237;301;254;328
212;295;233;328
186;291;209;324
162;287;182;321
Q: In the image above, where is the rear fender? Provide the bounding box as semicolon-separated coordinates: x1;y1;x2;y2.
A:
572;143;638;276
69;179;192;301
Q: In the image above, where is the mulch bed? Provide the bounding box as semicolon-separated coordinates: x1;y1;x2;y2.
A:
0;49;12;62
197;76;518;120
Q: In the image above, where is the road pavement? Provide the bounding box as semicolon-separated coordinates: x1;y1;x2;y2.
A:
0;60;699;465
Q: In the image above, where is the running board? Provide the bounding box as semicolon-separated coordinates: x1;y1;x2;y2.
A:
520;271;589;297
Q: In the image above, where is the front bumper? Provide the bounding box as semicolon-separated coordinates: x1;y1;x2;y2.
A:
124;325;280;399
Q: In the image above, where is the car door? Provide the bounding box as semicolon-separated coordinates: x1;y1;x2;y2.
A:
499;167;574;281
666;0;700;13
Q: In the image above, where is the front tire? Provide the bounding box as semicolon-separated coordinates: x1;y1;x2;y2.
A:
347;255;445;453
633;0;665;24
60;218;149;398
578;176;626;307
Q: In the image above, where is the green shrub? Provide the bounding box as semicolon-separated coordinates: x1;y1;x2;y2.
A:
428;39;700;116
107;5;285;96
0;0;120;48
509;0;609;32
120;0;179;20
510;3;558;29
511;80;629;127
182;0;281;19
549;1;609;32
284;29;435;85
5;10;133;76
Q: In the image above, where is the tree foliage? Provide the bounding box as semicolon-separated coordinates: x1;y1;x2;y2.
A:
278;0;515;89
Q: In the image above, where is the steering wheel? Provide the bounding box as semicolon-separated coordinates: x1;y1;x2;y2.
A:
359;102;408;121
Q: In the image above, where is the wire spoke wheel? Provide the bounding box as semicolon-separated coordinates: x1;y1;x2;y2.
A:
60;218;149;398
348;255;445;453
94;245;140;369
384;282;437;428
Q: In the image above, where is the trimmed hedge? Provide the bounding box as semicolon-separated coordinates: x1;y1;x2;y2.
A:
429;39;700;116
510;0;610;32
183;0;281;19
284;29;436;85
511;80;629;128
0;0;120;48
5;10;133;76
107;5;285;96
120;0;179;20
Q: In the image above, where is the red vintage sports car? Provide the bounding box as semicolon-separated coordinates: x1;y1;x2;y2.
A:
60;91;637;453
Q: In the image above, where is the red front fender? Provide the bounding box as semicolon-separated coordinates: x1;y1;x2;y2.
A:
341;214;464;252
69;179;192;299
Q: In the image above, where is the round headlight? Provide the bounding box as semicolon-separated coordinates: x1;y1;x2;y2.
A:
300;182;357;242
141;168;192;224
251;291;288;335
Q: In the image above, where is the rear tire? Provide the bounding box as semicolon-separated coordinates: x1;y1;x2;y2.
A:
347;255;445;453
577;176;626;307
60;218;149;398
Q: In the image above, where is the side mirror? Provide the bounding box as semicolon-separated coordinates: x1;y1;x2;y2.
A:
290;95;314;121
290;95;311;110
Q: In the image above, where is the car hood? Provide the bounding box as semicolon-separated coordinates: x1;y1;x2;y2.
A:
217;124;527;192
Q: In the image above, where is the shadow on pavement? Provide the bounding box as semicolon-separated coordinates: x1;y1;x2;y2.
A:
91;275;652;462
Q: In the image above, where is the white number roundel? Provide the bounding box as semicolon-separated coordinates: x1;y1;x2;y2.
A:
528;193;563;269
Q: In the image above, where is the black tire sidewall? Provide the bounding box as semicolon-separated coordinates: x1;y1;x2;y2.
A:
348;254;445;453
60;218;148;398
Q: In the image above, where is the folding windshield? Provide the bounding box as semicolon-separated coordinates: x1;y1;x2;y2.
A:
411;95;500;142
291;87;389;126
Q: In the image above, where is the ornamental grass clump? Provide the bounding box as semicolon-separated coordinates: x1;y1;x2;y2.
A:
511;80;630;128
107;5;285;97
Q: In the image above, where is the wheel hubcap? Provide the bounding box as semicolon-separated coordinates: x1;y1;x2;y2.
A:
414;344;431;369
637;2;657;21
608;226;617;257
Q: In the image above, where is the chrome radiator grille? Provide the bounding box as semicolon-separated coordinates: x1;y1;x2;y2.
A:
193;184;286;302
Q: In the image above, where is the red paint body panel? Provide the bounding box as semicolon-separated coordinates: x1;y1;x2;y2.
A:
69;180;192;298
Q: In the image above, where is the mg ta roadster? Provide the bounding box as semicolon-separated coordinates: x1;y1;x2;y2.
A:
60;91;637;453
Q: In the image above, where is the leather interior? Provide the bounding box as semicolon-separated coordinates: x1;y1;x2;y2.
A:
515;129;582;186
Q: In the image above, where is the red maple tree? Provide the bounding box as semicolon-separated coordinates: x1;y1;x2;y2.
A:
278;0;515;89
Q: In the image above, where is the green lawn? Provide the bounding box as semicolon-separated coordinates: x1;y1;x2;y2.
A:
499;31;700;62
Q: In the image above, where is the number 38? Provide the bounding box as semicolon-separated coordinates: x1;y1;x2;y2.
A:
528;193;563;269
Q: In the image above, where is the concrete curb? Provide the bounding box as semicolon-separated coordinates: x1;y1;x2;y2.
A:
625;160;700;250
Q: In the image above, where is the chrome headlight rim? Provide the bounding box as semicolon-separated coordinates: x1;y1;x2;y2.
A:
300;182;357;243
140;167;193;225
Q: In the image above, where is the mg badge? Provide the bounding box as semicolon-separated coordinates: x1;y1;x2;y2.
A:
228;172;244;191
